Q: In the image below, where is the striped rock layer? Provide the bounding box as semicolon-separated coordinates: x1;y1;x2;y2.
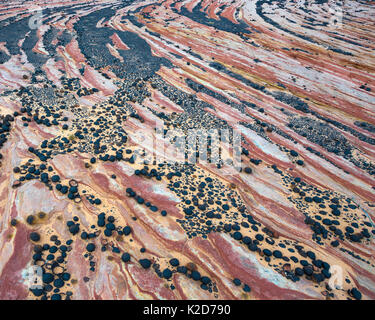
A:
0;0;374;300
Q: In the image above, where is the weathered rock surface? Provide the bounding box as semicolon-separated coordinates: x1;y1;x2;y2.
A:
0;0;374;300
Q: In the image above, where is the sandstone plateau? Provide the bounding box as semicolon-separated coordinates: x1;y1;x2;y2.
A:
0;0;374;300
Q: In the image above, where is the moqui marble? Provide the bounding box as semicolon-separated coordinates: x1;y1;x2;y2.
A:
0;0;374;300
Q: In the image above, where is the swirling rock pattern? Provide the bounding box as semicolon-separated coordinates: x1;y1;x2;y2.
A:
0;0;374;300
